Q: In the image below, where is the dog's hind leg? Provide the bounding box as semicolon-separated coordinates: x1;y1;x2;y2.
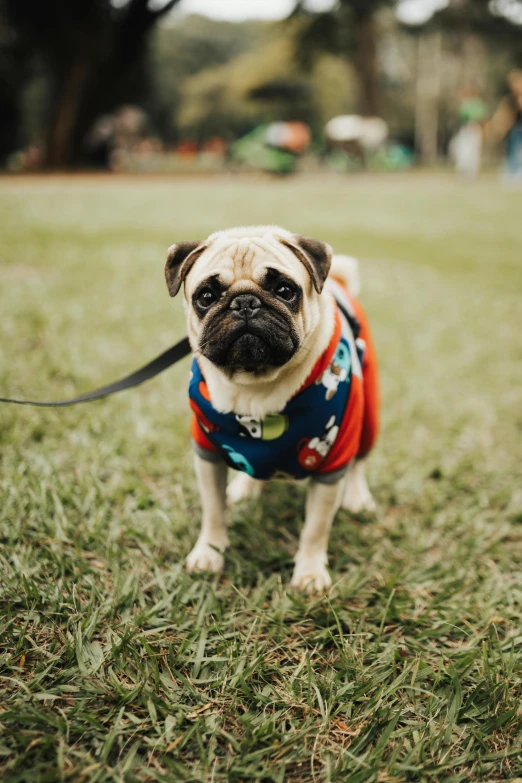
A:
227;472;264;504
341;459;376;514
186;454;229;573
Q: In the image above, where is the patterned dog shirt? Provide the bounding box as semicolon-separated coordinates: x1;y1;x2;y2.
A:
189;280;380;481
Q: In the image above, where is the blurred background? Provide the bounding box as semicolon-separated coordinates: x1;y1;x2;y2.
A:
1;0;522;178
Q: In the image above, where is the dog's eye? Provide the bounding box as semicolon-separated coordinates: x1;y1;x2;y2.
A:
196;288;218;308
276;284;295;302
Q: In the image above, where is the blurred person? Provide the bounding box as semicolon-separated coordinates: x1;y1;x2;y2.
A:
21;144;41;171
86;115;115;169
487;69;522;182
202;137;227;156
264;122;311;155
324;115;388;171
231;123;310;175
176;139;199;158
113;106;149;156
87;107;150;170
450;85;487;178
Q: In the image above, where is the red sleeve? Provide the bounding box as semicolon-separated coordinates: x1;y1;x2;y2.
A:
351;297;380;459
319;292;380;474
319;373;365;473
191;415;218;454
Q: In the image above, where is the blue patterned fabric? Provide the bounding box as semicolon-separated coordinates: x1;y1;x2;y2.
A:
189;300;362;480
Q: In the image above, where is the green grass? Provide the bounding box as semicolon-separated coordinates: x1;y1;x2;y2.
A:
0;171;521;782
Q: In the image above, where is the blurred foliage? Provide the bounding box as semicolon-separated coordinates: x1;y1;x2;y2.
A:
0;0;181;166
175;19;357;140
1;0;522;166
424;0;522;89
144;16;264;143
432;0;522;42
291;0;398;116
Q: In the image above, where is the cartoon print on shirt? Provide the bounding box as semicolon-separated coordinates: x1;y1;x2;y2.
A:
235;416;262;438
355;337;366;368
297;415;340;471
222;445;255;476
236;413;289;441
317;342;351;400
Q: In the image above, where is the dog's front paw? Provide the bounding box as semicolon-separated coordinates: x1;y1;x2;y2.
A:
185;538;226;574
291;557;332;595
227;473;263;505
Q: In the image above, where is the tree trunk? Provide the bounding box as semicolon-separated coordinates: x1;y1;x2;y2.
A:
43;48;145;167
460;33;486;92
353;12;380;117
34;0;178;168
414;33;442;164
44;55;95;167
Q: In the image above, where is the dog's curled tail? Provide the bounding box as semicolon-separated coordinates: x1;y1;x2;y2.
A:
329;254;361;297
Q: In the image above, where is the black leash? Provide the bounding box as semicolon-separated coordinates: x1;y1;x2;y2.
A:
0;293;358;409
0;337;191;407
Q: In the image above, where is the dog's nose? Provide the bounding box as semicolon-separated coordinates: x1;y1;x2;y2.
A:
229;294;261;319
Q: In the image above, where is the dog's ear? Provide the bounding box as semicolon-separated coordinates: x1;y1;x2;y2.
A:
279;235;332;293
165;241;206;297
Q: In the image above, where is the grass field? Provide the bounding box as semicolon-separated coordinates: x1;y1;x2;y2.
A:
0;172;521;782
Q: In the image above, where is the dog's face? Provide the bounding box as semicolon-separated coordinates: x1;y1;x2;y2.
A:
164;226;332;378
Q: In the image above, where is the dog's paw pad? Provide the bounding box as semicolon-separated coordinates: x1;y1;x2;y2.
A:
185;543;225;574
291;562;332;594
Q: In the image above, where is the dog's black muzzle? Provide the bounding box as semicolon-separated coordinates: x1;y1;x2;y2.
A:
200;292;299;373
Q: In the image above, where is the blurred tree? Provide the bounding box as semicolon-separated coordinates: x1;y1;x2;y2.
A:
411;0;522;161
423;0;522;70
145;16;261;144
0;20;28;164
1;0;180;167
292;0;398;117
178;32;305;139
434;0;522;36
176;23;356;141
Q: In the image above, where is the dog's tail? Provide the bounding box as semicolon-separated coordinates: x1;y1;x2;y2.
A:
329;254;361;297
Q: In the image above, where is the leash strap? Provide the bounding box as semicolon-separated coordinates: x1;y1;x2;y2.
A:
0;294;359;409
0;337;191;407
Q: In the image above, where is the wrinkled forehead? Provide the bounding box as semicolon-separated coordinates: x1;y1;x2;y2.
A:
185;235;310;295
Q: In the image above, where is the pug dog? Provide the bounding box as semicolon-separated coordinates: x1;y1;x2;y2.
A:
165;226;379;593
